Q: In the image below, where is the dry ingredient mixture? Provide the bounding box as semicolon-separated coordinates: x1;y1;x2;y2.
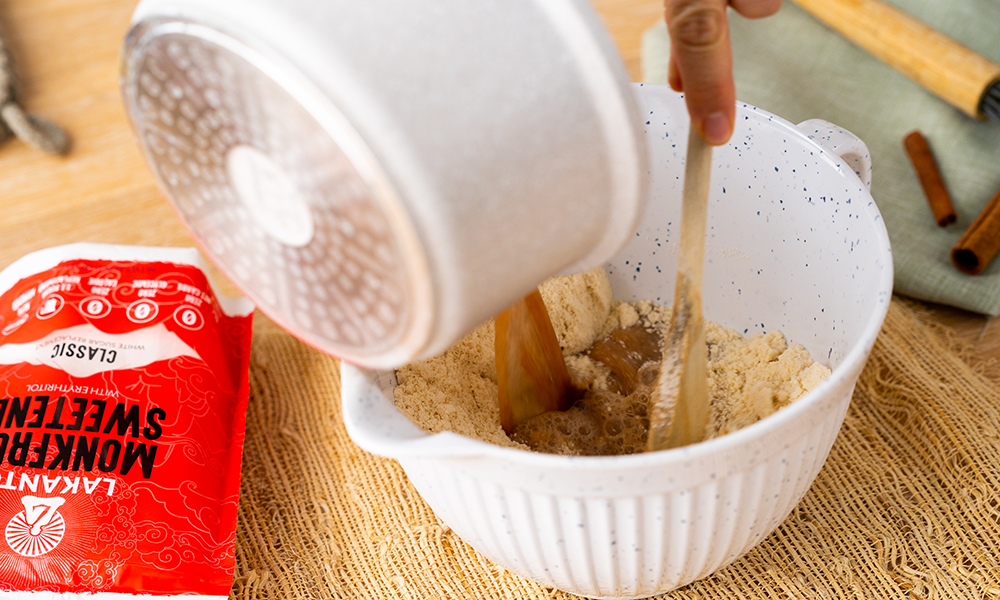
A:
393;268;830;455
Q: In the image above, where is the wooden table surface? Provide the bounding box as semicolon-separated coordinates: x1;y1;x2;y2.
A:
1;0;997;373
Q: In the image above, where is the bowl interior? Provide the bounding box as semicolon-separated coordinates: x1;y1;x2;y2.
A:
342;85;892;464
612;85;890;372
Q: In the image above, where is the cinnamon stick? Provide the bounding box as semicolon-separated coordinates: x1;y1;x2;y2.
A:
903;130;955;226
952;186;1000;275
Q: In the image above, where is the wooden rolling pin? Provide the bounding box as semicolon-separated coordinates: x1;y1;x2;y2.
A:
790;0;1000;123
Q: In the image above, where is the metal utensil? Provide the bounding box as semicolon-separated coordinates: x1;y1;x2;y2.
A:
648;128;712;451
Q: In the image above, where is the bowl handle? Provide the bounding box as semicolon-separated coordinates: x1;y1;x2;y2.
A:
795;119;873;189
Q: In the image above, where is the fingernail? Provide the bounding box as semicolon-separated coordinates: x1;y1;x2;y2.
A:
703;112;731;145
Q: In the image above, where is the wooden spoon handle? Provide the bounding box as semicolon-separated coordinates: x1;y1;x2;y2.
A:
790;0;1000;119
648;129;712;451
675;131;712;290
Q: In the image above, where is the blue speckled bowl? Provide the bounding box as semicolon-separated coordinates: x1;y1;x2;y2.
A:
341;84;893;598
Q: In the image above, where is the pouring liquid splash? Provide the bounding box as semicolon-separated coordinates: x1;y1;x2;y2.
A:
495;289;576;435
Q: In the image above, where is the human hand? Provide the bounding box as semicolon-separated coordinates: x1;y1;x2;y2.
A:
664;0;781;145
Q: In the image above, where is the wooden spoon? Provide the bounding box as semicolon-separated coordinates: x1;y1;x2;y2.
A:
647;128;713;451
496;288;575;435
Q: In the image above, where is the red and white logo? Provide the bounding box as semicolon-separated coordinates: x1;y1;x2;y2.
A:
79;296;112;319
126;298;159;324
35;294;65;320
5;496;67;557
173;305;204;330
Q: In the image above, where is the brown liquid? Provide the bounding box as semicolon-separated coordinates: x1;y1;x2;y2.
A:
496;289;576;435
586;324;663;394
511;324;663;456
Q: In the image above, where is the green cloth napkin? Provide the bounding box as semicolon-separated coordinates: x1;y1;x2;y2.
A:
642;0;1000;316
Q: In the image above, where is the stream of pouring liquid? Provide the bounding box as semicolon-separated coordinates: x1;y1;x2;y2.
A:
495;289;575;435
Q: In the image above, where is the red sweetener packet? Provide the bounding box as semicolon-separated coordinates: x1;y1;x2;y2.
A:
0;243;254;598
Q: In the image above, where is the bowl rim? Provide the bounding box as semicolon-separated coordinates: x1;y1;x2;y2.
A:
342;92;894;470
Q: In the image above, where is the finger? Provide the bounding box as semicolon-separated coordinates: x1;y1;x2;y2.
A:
668;52;683;91
665;0;735;144
729;0;782;19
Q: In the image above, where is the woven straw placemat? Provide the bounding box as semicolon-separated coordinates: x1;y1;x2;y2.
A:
229;298;1000;599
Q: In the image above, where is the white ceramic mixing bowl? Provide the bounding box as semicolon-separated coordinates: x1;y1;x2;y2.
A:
341;84;893;599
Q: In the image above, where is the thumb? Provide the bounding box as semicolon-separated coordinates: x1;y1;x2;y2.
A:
664;0;735;145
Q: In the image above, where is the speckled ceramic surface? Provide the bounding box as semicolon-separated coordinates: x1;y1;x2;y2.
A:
122;0;647;370
341;84;893;599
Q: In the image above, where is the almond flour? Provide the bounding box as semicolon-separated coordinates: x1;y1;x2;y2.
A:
393;268;830;454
